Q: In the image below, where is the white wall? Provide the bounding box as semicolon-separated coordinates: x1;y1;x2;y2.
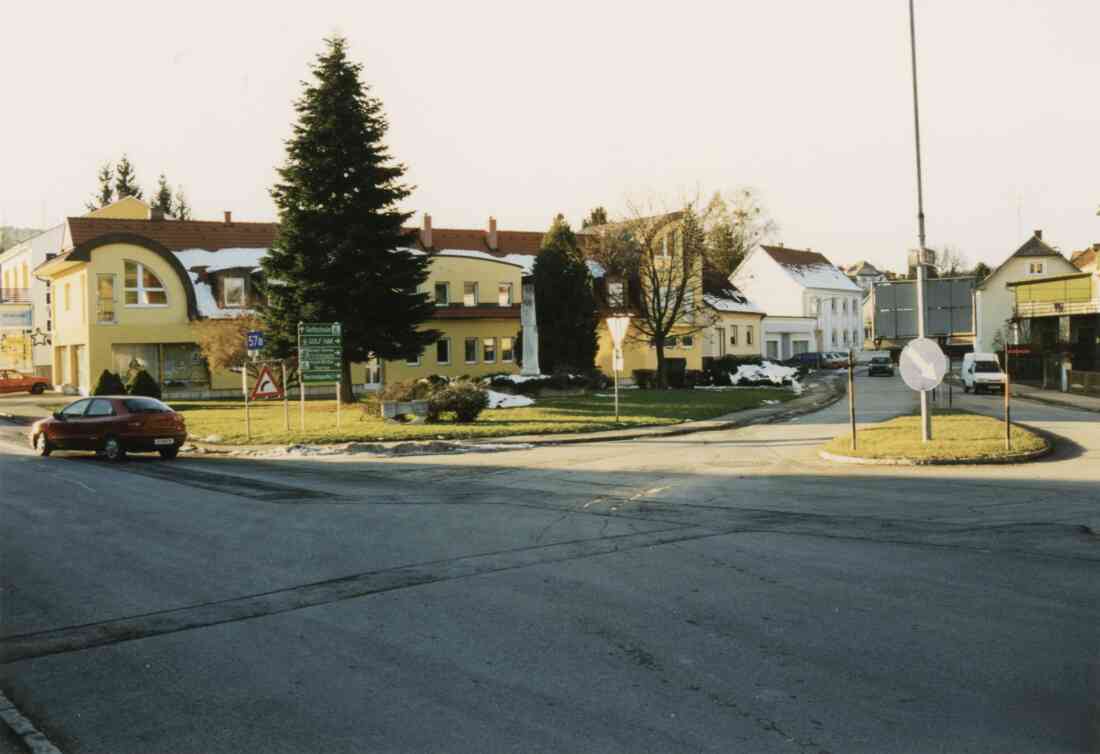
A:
732;249;804;317
975;255;1078;351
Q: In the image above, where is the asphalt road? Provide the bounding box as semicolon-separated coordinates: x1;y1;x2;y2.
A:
1;373;1097;753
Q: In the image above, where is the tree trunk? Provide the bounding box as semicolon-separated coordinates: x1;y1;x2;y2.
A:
655;341;667;389
339;359;355;403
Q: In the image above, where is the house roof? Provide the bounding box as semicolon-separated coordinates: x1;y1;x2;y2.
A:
66;216;278;253
412;227;544;256
846;260;881;276
1070;245;1098;270
759;245;861;291
976;230;1069;290
702;267;764;314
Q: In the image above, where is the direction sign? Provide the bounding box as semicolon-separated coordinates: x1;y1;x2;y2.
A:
250;365;284;400
298;322;343;384
246;331;265;350
900;337;948;392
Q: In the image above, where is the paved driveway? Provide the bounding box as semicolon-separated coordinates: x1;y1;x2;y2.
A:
1;372;1097;753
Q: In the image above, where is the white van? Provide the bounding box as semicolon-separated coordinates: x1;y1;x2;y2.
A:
962;352;1005;393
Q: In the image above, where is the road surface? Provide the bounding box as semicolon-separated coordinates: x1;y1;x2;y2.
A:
1;372;1097;753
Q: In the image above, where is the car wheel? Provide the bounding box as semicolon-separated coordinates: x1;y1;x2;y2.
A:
34;433;52;457
30;383;45;394
963;385;969;393
103;436;127;462
159;447;179;460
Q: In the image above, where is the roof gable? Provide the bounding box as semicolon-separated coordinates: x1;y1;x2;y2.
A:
977;231;1073;290
759;245;861;291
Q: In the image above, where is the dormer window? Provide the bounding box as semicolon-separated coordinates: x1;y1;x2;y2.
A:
124;261;167;306
223;276;245;308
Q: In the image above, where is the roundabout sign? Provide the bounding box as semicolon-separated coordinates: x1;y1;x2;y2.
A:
900;337;948;392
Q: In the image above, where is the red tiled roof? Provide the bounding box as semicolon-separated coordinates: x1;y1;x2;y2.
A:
760;245;833;268
407;227;544;256
1070;246;1098;270
67;216;278;252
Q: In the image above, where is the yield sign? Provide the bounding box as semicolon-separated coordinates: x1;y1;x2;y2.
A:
250;365;283;400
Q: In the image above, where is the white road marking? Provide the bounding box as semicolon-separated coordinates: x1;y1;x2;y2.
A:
0;691;65;754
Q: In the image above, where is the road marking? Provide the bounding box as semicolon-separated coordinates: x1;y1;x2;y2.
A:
0;691;65;754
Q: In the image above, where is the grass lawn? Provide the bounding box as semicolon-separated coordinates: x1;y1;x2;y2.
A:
823;411;1047;462
171;388;795;445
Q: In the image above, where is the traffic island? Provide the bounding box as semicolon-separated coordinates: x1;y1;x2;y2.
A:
819;412;1051;465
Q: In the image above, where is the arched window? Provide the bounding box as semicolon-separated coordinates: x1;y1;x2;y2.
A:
124;261;167;306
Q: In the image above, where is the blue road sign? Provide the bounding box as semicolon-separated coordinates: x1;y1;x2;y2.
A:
247;331;265;350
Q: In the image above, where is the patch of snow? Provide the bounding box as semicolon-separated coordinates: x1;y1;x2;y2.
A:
586;260;606;278
492;374;551;384
174;247;267;273
487;389;534;409
704;292;764;314
778;263;861;292
188;272;254;319
730;361;801;388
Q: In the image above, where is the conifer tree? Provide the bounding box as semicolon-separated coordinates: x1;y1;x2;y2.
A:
86;162;114;211
114;154;143;200
533;215;598;372
582;206;609;229
261;36;437;402
172;188;192;220
152;173;174;215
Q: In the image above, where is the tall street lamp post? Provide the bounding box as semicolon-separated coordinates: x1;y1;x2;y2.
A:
908;0;933;443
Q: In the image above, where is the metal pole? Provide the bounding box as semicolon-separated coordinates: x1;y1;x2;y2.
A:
282;361;289;433
242;366;251;441
909;0;932;444
1005;345;1012;451
336;380;341;429
300;376;306;432
614;368;620;424
848;348;857;450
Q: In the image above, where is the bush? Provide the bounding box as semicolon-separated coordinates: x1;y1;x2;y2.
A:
632;369;657;389
93;370;127;396
127;369;162;399
703;355;765;386
427;382;490;423
685;369;710;388
380;379;434;402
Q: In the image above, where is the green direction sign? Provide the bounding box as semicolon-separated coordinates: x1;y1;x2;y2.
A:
299;322;343;383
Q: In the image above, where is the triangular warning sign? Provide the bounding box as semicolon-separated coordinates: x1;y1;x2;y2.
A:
250;365;283;400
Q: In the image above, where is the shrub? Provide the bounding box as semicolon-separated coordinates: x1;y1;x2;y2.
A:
127;369;162;399
632;369;657;389
703;355;765;385
684;369;709;388
380;379;433;402
93;370;127;396
427;382;489;423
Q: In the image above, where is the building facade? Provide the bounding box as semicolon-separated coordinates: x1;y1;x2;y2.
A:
732;245;863;358
0;224;65;376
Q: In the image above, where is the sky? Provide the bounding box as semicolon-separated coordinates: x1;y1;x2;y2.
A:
3;1;1098;273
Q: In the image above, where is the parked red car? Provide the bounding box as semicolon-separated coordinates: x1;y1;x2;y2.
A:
0;369;49;394
30;396;187;461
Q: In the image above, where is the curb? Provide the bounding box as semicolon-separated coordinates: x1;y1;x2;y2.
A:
466;378;848;448
1011;391;1100;415
818;435;1053;466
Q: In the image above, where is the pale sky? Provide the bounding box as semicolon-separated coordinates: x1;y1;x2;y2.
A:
4;1;1098;273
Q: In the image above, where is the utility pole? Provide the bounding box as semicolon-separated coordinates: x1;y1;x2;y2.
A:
908;0;932;443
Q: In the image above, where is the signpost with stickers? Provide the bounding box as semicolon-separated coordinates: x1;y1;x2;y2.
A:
298;322;344;430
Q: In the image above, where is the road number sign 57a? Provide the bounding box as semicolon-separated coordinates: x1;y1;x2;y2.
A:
247;331;265;350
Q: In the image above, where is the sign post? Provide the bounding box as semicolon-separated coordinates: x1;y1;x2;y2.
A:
298;322;343;432
241;366;251;441
900;338;948;442
848;348;857;450
281;361;289;432
606;315;631;424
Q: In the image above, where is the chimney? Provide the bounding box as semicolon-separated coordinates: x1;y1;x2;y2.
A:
421;213;433;248
224;211;233;225
1033;229;1042;240
148;207;165;221
487;216;498;251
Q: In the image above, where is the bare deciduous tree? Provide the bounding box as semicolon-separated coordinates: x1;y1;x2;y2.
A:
934;245;970;277
585;199;716;387
703;188;778;276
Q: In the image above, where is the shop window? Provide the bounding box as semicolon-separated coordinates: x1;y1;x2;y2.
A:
124;261;167;306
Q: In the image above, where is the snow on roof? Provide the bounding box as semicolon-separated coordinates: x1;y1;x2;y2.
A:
704;292;764;314
174;247;267;273
187;271;253;319
760;246;861;292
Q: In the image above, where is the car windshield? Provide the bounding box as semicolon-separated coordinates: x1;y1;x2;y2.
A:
974;361;1001;373
124;397;172;413
871;357;890;364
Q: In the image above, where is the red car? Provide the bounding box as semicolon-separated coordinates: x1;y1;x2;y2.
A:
30;396;187;461
0;369;49;394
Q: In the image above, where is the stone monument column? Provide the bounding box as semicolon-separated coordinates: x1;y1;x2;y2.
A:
521;277;540;376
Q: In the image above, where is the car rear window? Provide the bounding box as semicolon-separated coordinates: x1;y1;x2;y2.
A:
123;397;172;413
871;357;891;364
974;361;1001;373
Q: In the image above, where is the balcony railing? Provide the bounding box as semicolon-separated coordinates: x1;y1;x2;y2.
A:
0;288;32;304
1015;300;1100;318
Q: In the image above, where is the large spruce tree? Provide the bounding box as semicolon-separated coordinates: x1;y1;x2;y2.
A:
533;215;598;372
261;36;436;401
114;154;143;200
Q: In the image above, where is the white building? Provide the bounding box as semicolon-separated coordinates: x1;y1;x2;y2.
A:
974;230;1079;352
0;224;65;376
732;245;864;359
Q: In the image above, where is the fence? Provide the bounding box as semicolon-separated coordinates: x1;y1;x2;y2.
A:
1066;370;1100;395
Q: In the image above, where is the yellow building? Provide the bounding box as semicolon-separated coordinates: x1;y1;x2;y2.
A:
699;270;766;360
35;206;546;396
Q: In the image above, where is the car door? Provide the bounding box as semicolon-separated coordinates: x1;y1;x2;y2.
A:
0;370;16;394
51;399;92;448
81;398;120;450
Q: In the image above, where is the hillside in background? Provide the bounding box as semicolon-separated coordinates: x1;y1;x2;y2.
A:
0;226;43;252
